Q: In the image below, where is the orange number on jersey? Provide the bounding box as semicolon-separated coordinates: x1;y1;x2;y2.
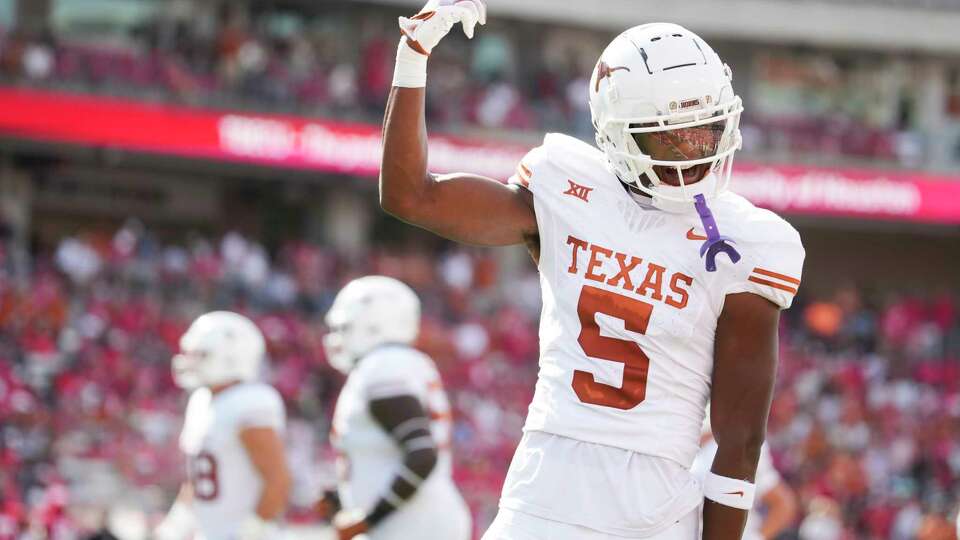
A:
189;452;219;501
573;285;653;410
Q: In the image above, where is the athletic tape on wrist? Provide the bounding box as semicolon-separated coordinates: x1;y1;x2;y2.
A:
703;472;756;510
393;39;428;88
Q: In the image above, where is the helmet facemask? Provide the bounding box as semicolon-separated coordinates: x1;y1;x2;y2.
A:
172;350;205;390
600;96;743;204
322;318;362;375
588;23;745;272
172;345;234;389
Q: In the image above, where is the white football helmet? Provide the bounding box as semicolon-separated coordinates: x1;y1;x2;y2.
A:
172;311;266;389
323;276;421;374
589;23;743;205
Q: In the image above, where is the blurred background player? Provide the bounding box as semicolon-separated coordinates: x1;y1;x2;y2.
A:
322;276;471;540
692;409;799;540
154;311;291;540
381;2;803;539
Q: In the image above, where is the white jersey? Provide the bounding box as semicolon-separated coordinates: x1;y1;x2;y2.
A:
332;345;470;540
498;133;804;535
179;383;286;540
691;440;782;539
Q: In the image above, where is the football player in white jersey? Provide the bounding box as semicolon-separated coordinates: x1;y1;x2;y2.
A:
380;2;805;539
321;276;471;540
155;311;291;540
691;412;798;540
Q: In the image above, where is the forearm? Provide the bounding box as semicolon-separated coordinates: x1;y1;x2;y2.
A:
703;404;768;540
380;54;432;217
712;431;764;482
759;485;798;539
366;447;438;526
704;293;781;540
362;396;440;529
760;510;790;540
255;474;291;521
239;426;291;522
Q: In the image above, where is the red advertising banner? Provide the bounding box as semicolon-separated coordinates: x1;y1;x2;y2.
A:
733;163;960;225
0;86;526;180
2;86;959;224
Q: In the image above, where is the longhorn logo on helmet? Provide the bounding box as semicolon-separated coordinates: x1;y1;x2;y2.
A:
594;61;631;92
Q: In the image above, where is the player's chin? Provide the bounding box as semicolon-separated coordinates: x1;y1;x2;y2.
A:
653;164;711;187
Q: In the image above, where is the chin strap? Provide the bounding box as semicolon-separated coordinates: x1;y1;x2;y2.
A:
693;194;740;272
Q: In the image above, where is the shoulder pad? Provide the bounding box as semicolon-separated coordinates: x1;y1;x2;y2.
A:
509;133;611;192
356;346;430;400
717;194;805;309
232;383;285;430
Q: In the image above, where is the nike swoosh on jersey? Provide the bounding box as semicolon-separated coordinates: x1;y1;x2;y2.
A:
724;490;745;497
686;227;708;241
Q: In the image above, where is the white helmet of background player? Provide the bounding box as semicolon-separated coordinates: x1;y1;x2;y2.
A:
323;276;421;374
172;311;266;389
589;23;743;204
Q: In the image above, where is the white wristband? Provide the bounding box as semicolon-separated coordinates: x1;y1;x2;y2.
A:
393;39;429;88
703;471;756;510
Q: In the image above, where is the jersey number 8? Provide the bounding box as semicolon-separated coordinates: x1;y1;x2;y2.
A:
573;285;652;410
188;452;219;501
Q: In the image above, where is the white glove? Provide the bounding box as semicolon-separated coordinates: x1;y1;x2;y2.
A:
399;0;487;56
393;0;487;88
235;515;280;540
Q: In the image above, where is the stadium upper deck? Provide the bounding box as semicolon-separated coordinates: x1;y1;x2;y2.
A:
2;0;960;172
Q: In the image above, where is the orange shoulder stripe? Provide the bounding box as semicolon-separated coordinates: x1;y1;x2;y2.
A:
752;267;801;285
519;163;532;179
748;276;798;295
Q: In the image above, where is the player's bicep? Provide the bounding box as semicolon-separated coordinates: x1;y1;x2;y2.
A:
369;395;435;450
384;172;537;246
710;292;780;476
239;426;290;483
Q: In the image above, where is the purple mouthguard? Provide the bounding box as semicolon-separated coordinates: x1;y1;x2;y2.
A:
693;194;741;272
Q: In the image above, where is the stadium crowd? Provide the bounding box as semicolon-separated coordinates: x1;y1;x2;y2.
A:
0;222;958;540
0;4;918;165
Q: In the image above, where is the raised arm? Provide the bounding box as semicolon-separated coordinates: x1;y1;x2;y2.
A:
379;1;537;247
702;292;781;540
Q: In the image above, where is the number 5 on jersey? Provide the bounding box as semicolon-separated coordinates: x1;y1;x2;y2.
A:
573;285;653;410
